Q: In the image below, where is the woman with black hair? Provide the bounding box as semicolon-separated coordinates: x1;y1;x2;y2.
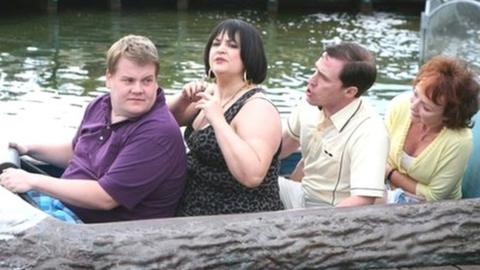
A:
168;19;284;215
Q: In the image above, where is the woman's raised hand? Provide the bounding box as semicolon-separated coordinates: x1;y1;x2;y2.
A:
181;80;210;103
195;84;224;126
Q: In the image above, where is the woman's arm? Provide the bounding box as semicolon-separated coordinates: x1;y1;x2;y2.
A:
415;136;472;201
388;169;418;195
167;81;208;126
389;134;471;201
200;95;282;188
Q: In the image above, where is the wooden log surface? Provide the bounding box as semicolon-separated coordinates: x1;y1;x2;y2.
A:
1;185;480;269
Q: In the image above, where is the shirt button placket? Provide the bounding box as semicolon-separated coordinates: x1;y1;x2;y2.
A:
100;125;111;141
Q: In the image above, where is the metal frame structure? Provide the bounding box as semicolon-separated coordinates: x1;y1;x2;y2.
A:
419;0;480;63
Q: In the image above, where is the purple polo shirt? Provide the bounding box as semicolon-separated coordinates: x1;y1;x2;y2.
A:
62;88;186;223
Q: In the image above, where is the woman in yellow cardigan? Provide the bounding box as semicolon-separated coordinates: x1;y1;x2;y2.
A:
385;56;479;203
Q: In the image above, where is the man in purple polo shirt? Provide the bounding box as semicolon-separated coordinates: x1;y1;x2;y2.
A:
0;35;186;223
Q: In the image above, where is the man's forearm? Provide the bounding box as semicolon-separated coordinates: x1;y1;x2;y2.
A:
336;195;376;207
32;175;118;210
280;132;300;159
26;142;73;168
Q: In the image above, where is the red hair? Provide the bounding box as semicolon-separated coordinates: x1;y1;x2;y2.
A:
414;56;479;129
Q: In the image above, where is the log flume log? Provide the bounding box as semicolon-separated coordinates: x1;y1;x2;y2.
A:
1;186;480;269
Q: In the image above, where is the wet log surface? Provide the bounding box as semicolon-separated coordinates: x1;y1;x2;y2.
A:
1;198;480;269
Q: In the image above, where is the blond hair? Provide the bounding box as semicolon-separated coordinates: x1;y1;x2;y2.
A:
106;35;159;76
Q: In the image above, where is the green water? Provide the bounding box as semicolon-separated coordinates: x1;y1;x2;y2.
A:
0;9;420;140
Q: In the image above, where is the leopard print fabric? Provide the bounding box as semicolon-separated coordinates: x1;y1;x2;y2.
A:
176;88;284;216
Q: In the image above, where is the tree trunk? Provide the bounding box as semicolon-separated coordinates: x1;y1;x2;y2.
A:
1;191;480;269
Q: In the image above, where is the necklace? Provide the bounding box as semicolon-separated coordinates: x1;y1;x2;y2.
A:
220;83;250;108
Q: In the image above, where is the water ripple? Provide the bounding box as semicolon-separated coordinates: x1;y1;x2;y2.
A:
0;10;454;140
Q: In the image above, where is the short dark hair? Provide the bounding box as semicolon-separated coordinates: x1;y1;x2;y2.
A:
325;42;377;97
203;19;267;84
414;55;479;129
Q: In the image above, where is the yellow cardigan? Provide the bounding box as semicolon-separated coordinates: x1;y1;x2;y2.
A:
385;93;472;201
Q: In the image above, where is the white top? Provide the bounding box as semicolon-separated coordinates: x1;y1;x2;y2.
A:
286;98;389;205
400;151;415;170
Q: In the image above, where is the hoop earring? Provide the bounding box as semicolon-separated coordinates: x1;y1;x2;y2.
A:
243;70;252;86
204;68;213;82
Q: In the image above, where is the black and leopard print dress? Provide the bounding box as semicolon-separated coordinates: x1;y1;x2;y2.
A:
176;88;284;216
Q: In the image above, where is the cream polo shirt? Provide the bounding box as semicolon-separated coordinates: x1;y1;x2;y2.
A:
286;98;389;205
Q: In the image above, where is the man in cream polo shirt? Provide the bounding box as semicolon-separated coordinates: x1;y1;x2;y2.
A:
279;42;389;208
